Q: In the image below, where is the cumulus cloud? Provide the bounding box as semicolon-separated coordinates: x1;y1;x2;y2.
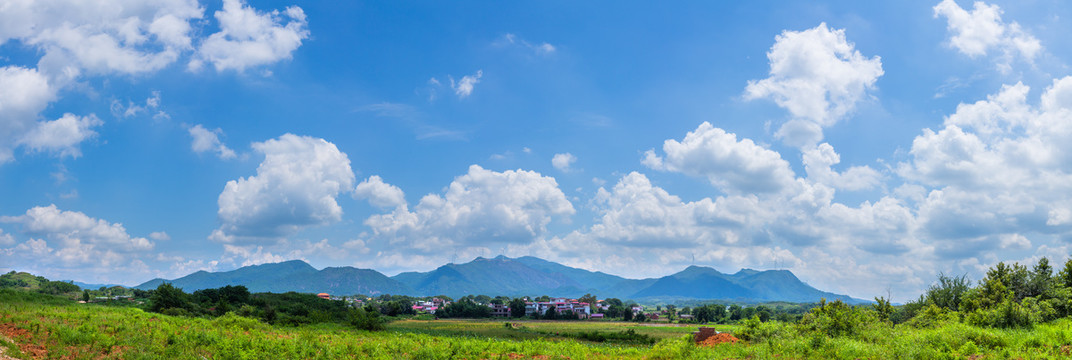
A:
212;134;355;243
190;0;309;72
899;78;1072;257
0;0;308;165
17;113;102;158
0;66;57;163
354;175;407;209
451;70;483;98
551;153;576;172
643;121;796;194
362;165;574;253
0;205;157;283
149;231;171;241
802;143;881;191
0;228;13;246
933;0;1041;71
188;124;237;159
745;23;883;147
0;0;203;77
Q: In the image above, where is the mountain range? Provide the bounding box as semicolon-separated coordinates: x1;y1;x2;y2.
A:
134;255;866;304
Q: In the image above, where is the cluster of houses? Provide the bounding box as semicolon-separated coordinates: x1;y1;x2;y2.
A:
411;297;449;313
315;292;666;320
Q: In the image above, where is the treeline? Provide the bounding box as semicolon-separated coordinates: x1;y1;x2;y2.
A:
146;283;384;330
894;257;1072;328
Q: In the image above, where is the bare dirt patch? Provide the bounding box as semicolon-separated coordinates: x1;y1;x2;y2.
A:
698;333;740;346
0;322;47;359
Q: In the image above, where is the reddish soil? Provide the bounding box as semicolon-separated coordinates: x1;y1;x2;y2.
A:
0;322;48;359
698;333;740;346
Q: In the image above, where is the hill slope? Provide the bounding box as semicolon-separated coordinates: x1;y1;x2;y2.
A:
132;257;864;303
134;260;414;295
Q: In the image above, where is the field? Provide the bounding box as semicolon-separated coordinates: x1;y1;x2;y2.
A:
3;290;1072;359
387;319;737;344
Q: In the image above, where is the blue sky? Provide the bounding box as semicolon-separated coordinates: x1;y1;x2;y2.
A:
3;0;1072;302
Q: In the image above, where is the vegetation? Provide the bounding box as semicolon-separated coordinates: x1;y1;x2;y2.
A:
5;258;1072;358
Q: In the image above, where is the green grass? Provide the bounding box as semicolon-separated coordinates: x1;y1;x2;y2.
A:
2;289;1072;359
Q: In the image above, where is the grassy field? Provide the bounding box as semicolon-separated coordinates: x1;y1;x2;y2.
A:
387;318;738;345
3;290;1072;359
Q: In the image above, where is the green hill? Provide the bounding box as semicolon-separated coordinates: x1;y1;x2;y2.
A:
134;260;414;296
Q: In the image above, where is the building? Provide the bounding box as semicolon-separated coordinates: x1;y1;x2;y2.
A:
524;299;591;318
317;293;330;300
489;303;510;317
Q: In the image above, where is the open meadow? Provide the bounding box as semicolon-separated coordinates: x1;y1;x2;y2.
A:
4;289;1072;359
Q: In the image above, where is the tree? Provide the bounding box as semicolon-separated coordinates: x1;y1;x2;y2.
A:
873;296;893;321
1059;259;1072;289
509;298;527;318
150;283;191;313
634;312;646;322
924;273;971;311
348;307;384;331
666;304;677;321
578;293;597;306
1028;257;1055;299
543;305;558;320
986;262;1030;301
728;304;743;321
82;289;90;302
622;307;634;321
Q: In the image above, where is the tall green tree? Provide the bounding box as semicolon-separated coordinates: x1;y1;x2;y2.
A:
150;283;191;313
509;298;527;318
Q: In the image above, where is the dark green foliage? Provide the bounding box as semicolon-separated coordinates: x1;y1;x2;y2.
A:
149;283;192;313
348;307;384;331
543;305;558;320
509;298;526;318
923;273;971;311
798;298;877;337
575;329;656;345
872;296;893;321
437;298;491;318
622;307;634;321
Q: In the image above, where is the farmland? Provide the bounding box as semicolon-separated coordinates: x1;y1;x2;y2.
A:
4;289;1072;359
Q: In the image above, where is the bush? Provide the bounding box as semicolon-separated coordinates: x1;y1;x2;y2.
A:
797;299;876;337
348;307;384;331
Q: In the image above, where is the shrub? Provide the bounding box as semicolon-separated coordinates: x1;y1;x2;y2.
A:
348;307;384;331
797;299;875;337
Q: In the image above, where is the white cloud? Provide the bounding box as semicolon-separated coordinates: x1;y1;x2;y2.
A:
451;70;483;98
362;165;574;253
0;205;157;281
643;121;797;194
551;153;576;172
149;231;171;241
899;78;1072;256
188;124;237;159
190;0;309;72
0;65;57;163
223;244;287;267
213;134;355;243
0;228;13;246
933;0;1041;71
0;0;203;77
584;172;766;248
112;91;167;120
498;33;556;55
2;205;153;252
802;143;881;191
17;113;102;158
745;23;883;147
354;175;407;209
